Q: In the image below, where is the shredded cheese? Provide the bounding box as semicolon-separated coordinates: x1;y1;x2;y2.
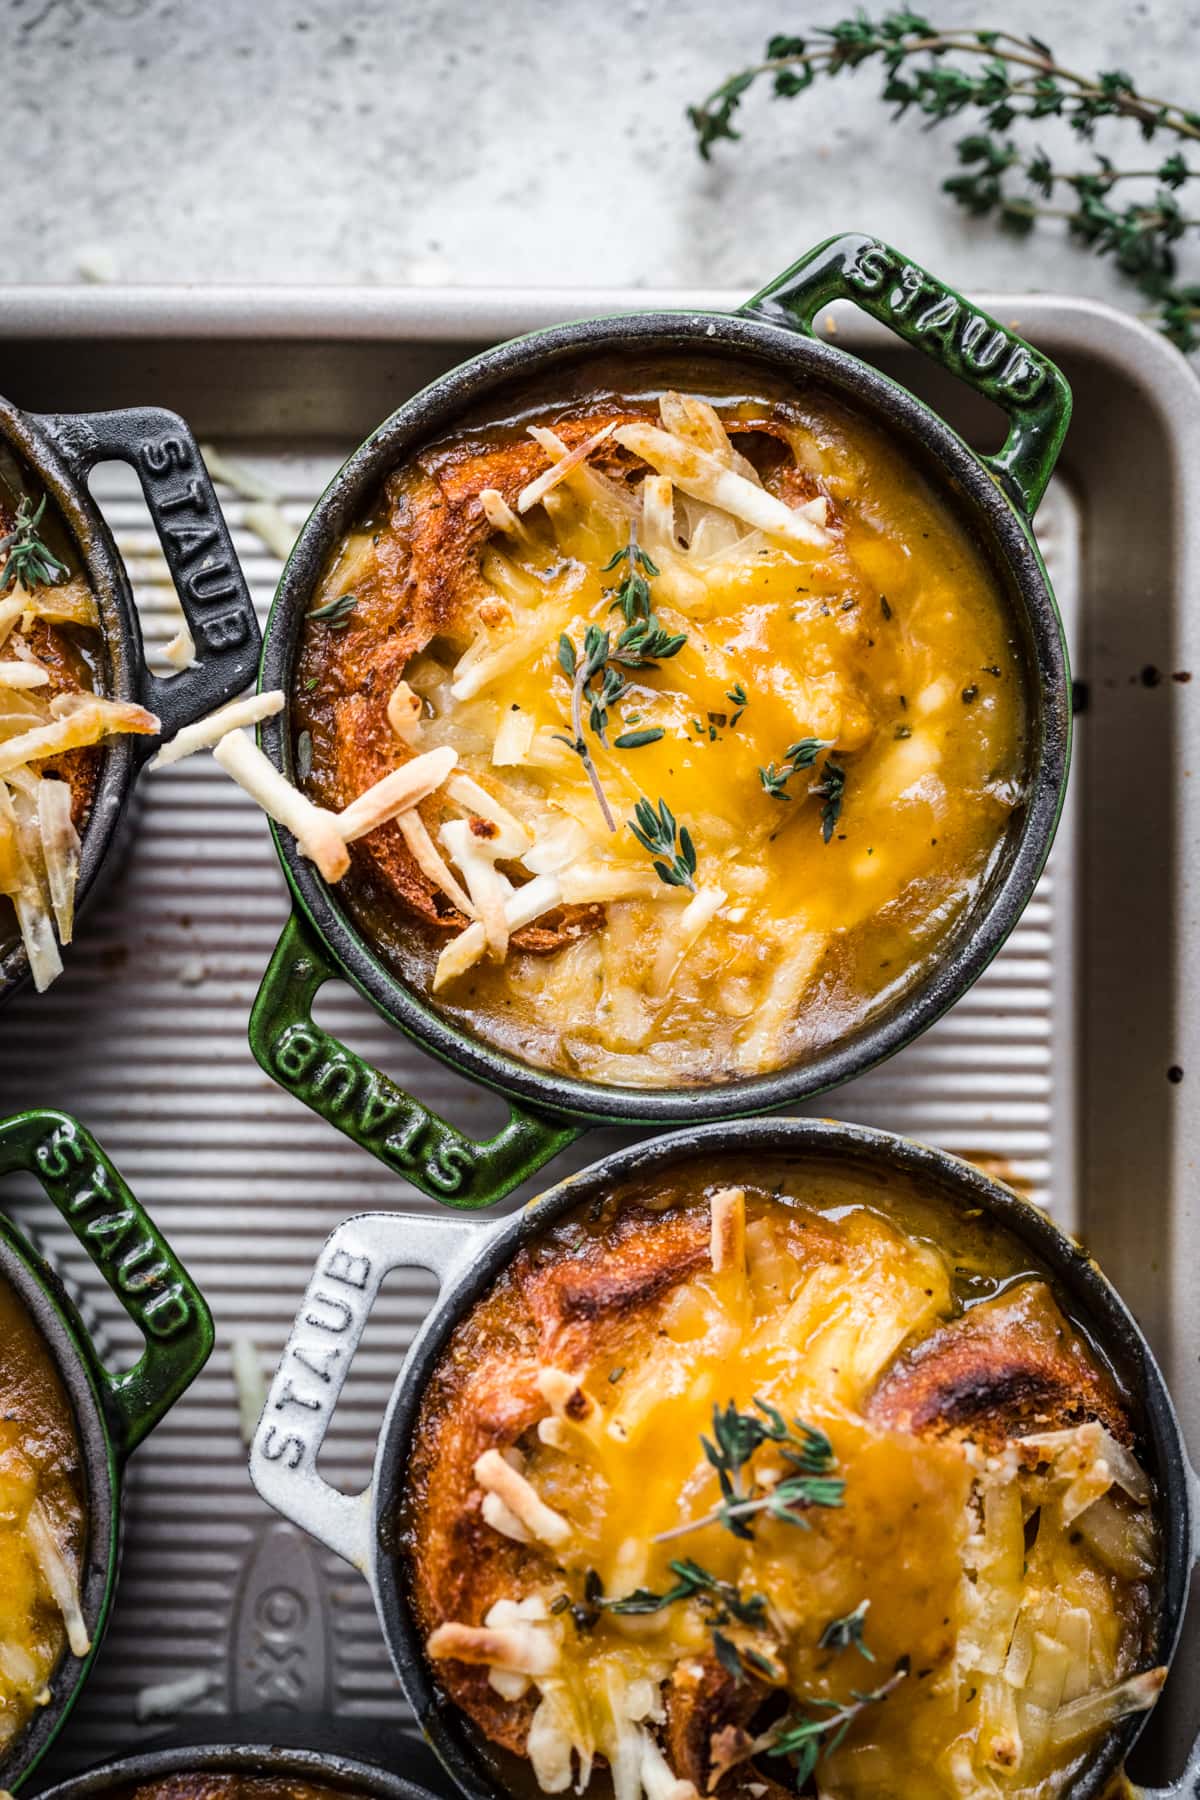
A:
212;730;349;882
474;1447;571;1547
0;664;48;689
433;873;562;990
397;808;475;916
427;1618;561;1676
0;696;158;778
387;679;424;743
337;746;458;842
518;423;616;514
613;421;831;550
150;690;285;769
162;621;197;671
709;1186;746;1275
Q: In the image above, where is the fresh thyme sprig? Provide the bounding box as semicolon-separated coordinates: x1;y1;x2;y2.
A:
767;1662;910;1786
758;736;830;801
758;739;847;841
0;495;68;592
656;1398;844;1542
605;1557;770;1628
557;626;620;831
712;1629;783;1686
603;536;661;622
689;14;1200;352
819;1599;876;1661
628;796;699;891
555;534;687;829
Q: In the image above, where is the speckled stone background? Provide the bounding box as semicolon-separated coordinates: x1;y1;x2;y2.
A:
4;0;1198;307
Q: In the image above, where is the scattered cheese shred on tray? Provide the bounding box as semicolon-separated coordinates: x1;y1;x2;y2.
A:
162;621;197;671
212;729;350;883
150;689;285;769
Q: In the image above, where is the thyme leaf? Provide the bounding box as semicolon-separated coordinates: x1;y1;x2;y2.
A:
557;535;684;829
308;592;358;628
815;761;847;841
767;1662;909;1784
818;1599;876;1661
628;796;699;891
614;727;665;748
759;736;832;801
656;1398;844;1542
0;495;68;592
603;1557;769;1627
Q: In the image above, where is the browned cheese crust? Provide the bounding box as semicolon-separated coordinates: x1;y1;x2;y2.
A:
295;402;825;952
401;1199;1136;1789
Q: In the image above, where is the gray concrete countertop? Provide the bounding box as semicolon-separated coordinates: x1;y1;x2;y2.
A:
6;0;1199;315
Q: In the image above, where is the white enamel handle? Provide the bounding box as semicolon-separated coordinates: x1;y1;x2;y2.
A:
249;1210;481;1571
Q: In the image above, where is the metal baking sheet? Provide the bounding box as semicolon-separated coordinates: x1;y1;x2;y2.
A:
0;288;1195;1784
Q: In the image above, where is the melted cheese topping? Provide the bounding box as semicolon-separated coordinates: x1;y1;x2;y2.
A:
421;1185;1161;1800
0;477;156;992
0;1274;87;1761
331;386;1027;1086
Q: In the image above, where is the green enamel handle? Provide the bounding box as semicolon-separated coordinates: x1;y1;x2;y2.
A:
742;231;1072;518
249;910;583;1210
0;1109;214;1458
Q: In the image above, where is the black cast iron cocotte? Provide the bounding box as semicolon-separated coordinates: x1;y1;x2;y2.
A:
0;1109;214;1791
248;231;1074;1212
25;1738;451;1800
248;1116;1200;1800
0;395;262;1004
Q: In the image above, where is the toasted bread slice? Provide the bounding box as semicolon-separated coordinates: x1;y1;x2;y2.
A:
867;1280;1131;1450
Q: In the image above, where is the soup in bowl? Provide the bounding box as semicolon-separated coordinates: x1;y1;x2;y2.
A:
250;1121;1193;1800
295;378;1028;1087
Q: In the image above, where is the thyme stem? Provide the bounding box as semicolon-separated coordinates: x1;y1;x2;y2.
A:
571;653;616;832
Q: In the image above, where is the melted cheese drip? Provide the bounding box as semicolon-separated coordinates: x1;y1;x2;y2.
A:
0;1274;87;1759
388;392;1026;1085
453;1194;1158;1800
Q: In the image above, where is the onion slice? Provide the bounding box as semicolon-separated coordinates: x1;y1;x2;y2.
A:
25;1499;90;1657
36;777;80;945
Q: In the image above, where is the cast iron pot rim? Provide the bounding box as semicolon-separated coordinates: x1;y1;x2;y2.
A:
258;306;1070;1126
28;1739;437;1800
0;1221;119;1791
367;1116;1189;1800
0;397;142;1002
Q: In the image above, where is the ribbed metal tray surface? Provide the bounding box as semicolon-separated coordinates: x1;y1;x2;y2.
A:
0;289;1171;1771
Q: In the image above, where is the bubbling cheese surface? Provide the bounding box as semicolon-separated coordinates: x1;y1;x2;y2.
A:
297;380;1028;1086
0;1273;88;1762
406;1171;1163;1800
